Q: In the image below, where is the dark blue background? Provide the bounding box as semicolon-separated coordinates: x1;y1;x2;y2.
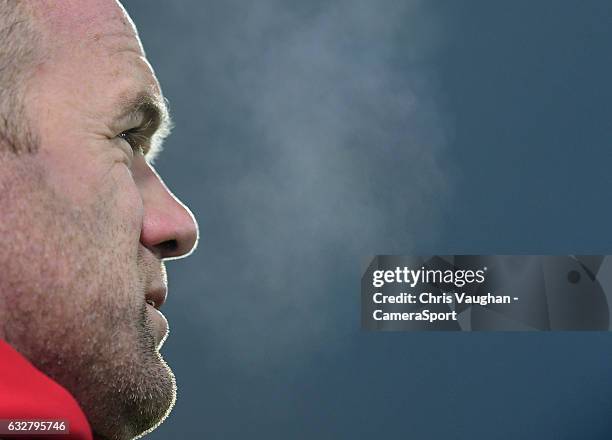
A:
123;1;612;438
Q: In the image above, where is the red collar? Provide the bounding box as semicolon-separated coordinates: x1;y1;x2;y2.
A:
0;339;92;440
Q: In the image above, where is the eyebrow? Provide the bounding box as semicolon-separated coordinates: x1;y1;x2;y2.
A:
114;90;173;163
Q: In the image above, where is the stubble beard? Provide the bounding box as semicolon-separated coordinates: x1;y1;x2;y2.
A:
0;155;176;440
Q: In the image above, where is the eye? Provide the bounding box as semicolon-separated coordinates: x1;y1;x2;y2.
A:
118;129;146;156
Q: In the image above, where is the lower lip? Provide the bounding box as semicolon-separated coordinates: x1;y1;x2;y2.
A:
146;303;169;349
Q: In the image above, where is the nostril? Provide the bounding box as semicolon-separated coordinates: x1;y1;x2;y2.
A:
160;239;178;255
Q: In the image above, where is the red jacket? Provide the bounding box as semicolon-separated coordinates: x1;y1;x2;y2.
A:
0;339;92;440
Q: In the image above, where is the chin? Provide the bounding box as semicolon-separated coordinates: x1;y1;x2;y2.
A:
87;308;177;440
132;355;177;437
91;355;177;440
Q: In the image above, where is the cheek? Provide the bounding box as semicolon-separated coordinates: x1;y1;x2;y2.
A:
115;166;145;233
42;140;145;250
100;164;145;244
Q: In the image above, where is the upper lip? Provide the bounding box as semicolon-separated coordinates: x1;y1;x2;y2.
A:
145;286;168;310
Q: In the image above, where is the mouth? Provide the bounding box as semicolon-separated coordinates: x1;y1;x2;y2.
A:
145;285;169;349
145;287;168;310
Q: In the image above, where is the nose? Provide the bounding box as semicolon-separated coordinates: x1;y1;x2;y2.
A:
136;161;199;260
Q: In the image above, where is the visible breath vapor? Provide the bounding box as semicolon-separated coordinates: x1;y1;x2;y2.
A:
129;0;450;368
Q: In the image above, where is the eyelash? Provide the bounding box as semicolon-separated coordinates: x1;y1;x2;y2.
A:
118;128;146;155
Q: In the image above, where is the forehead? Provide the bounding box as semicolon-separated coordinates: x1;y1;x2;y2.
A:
37;0;140;49
35;0;158;89
35;1;165;113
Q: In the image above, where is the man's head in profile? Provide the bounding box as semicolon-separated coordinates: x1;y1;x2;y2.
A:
0;0;198;439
